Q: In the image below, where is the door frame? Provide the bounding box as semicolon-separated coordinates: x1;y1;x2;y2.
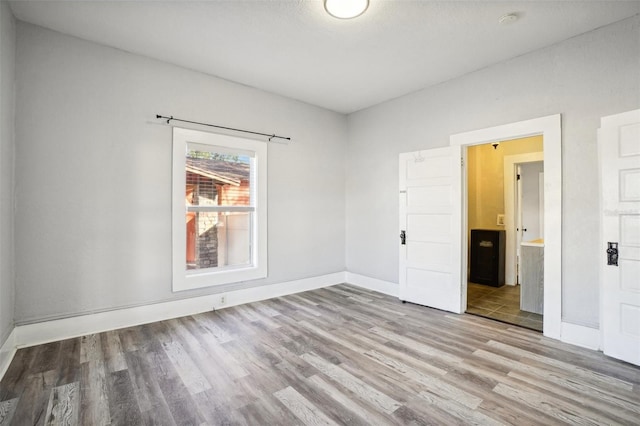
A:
504;153;544;286
451;114;562;339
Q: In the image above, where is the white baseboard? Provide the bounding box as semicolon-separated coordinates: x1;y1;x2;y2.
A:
13;272;346;351
0;327;17;381
561;321;601;351
346;272;398;297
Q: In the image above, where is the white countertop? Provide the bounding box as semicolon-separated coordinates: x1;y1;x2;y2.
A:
521;238;544;247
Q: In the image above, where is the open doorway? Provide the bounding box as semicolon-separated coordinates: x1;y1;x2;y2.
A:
465;137;544;331
448;114;561;339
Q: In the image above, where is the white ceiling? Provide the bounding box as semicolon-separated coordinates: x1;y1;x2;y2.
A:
8;1;640;114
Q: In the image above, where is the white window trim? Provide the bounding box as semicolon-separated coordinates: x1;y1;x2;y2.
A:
172;127;267;292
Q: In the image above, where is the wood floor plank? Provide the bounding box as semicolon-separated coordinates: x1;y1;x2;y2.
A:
44;382;79;426
79;360;110;425
301;352;401;414
192;389;246;426
238;396;303;426
2;284;639;425
10;370;56;425
107;370;142;425
507;369;640;424
273;360;373;426
276;298;324;320
487;340;636;391
0;398;18;425
0;346;39;401
306;374;396;426
100;331;127;373
79;335;102;364
161;340;211;395
191;312;235;344
348;332;449;377
55;339;81;388
361;349;484;409
145;346;205;426
274;386;339;426
482;351;640;412
123;350;171;417
476;398;557;426
32;342;62;375
251;300;282;318
417;389;504;426
118;326;147;353
493;382;612;425
369;325;465;365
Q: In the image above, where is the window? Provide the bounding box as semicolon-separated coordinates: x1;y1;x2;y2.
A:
172;128;267;291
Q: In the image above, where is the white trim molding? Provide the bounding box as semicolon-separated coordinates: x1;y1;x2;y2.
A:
346;272;398;297
0;328;17;380
10;272;346;353
561;322;601;351
450;114;562;340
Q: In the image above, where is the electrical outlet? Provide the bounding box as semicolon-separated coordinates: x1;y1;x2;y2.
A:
220;295;226;305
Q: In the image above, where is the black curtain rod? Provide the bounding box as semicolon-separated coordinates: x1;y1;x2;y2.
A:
156;114;291;142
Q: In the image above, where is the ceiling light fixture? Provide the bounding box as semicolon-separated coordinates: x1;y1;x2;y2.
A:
324;0;369;19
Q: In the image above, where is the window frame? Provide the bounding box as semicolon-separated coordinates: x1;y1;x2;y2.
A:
172;127;267;291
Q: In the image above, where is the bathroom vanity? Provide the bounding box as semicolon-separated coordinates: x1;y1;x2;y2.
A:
520;239;544;314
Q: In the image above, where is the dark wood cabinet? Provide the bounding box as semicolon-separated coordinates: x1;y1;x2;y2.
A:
470;229;505;287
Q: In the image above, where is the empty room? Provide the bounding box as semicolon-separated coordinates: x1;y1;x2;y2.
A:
1;1;639;424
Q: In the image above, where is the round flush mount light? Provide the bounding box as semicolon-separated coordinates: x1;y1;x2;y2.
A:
324;0;369;19
498;13;519;25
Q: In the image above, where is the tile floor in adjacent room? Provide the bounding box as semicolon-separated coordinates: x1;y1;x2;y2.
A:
466;282;543;332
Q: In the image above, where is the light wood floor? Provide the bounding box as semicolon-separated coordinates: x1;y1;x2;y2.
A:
1;284;639;425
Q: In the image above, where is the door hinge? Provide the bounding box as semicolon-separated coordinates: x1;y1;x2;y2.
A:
461;157;464;167
400;230;406;245
517;174;521;180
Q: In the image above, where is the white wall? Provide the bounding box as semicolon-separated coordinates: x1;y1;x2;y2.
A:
0;1;15;347
346;16;640;329
14;23;347;323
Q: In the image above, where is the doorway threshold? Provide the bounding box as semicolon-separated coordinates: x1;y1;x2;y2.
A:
466;282;543;332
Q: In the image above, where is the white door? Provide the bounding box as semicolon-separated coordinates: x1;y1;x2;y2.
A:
516;164;523;284
600;109;640;366
520;162;544;242
399;146;463;313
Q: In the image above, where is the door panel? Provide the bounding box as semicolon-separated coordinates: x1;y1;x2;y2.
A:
600;108;640;366
520;161;544;241
399;146;462;313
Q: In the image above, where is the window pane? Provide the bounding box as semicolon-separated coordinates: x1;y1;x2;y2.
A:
186;211;251;271
185;146;253;272
186;149;251;207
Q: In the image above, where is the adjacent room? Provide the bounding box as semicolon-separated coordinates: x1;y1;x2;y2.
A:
465;136;544;331
1;1;639;424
